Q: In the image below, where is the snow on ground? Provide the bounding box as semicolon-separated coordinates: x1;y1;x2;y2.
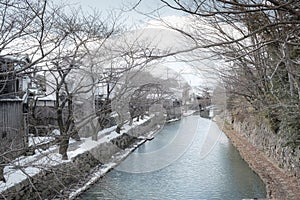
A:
28;136;56;147
68;162;118;199
167;118;181;123
183;110;197;116
28;129;60;147
68;111;200;198
68;129;159;199
0;144;70;192
0;116;151;193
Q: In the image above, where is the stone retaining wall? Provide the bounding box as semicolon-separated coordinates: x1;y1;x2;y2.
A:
219;120;300;199
0;123;154;200
230;114;300;182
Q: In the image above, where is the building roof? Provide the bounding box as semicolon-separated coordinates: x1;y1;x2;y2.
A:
34;93;56;101
0;54;30;64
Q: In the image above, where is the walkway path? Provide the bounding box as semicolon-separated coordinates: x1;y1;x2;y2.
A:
222;123;300;200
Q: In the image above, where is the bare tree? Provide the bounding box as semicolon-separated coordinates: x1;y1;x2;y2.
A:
151;0;300;141
0;0;72;183
0;1;182;197
40;6;122;159
0;0;120;182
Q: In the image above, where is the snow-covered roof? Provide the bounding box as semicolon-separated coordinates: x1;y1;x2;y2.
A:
0;98;23;102
0;54;30;64
34;93;56;101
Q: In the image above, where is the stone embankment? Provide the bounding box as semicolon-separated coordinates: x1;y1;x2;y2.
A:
0;118;158;200
220;122;300;200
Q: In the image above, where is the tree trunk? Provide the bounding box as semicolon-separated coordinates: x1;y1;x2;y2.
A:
70;120;80;141
0;166;5;183
59;134;69;160
91;120;98;141
91;133;98;141
129;117;133;126
116;124;122;134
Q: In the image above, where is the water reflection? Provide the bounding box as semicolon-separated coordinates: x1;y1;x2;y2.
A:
80;116;266;200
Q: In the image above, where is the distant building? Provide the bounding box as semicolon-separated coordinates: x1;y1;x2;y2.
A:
0;55;32;99
0;54;32;170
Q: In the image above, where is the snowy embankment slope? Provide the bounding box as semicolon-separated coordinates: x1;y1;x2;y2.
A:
68;111;196;198
183;110;197;117
67;135;150;199
0;116;153;194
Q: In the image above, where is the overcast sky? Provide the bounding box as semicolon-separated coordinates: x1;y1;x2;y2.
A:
58;0;180;27
53;0;217;88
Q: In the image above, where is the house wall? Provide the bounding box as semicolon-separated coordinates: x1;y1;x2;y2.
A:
0;61;25;98
0;100;25;160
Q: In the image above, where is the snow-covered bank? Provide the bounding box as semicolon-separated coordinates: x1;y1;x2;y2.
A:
67;134;153;199
182;110;197;117
0;116;159;199
68;110;197;198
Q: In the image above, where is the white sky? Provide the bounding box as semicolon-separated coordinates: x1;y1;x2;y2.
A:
53;0;218;87
57;0;178;27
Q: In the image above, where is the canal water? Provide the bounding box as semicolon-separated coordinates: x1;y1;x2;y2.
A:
80;115;266;200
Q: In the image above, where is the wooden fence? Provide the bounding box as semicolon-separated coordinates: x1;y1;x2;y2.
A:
0;99;26;158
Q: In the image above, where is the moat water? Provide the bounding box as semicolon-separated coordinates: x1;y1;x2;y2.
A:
80;115;266;200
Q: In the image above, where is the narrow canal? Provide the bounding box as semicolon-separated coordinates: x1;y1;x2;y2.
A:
80;115;266;200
